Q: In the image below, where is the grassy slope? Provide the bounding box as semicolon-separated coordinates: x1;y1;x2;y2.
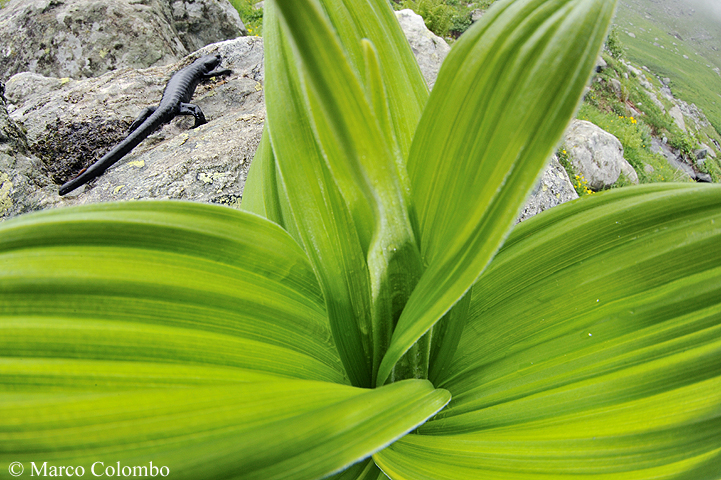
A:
615;0;721;136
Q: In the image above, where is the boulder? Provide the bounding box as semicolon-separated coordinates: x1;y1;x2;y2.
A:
0;0;246;82
564;119;639;190
517;155;578;222
2;37;264;218
394;9;450;89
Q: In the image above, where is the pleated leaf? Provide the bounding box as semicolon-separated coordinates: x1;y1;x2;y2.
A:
265;0;428;386
377;0;617;385
312;0;429;159
263;1;375;387
1;378;449;480
0;202;343;382
240;126;288;229
375;184;721;479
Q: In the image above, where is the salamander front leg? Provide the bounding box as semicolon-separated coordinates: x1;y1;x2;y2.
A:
179;103;207;127
129;106;156;132
203;68;232;80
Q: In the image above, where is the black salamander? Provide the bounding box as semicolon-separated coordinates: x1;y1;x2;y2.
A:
59;54;231;195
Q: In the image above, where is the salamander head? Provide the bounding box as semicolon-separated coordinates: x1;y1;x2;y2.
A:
196;54;222;71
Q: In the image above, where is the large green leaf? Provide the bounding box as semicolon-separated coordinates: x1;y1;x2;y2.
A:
1;378;449;480
266;0;428;386
240;127;287;229
375;184;721;478
263;1;375;387
315;0;429;159
377;0;617;385
0;202;343;382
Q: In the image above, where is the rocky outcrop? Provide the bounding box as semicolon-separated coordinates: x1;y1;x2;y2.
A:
0;0;246;82
3;37;264;217
394;9;450;89
564;119;639;190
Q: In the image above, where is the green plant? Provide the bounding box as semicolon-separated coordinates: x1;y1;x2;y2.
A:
605;24;625;59
448;9;472;37
669;132;698;160
2;0;721;479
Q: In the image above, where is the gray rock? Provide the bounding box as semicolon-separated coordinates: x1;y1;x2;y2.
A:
394;9;450;89
0;81;27;154
1;9;592;222
1;80;51;219
0;0;245;82
563;119;639;190
643;89;666;112
2;37;264;218
697;172;713;183
517;154;578;222
695;148;708;160
700;142;717;159
609;78;623;100
668;105;686;131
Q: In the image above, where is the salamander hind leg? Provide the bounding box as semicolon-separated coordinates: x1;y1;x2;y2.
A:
179;103;207;128
129;107;156;132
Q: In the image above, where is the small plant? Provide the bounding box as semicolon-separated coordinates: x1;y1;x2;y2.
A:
669;132;698;159
558;148;594;195
605;25;625;59
573;172;595;195
397;0;454;37
1;0;720;478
